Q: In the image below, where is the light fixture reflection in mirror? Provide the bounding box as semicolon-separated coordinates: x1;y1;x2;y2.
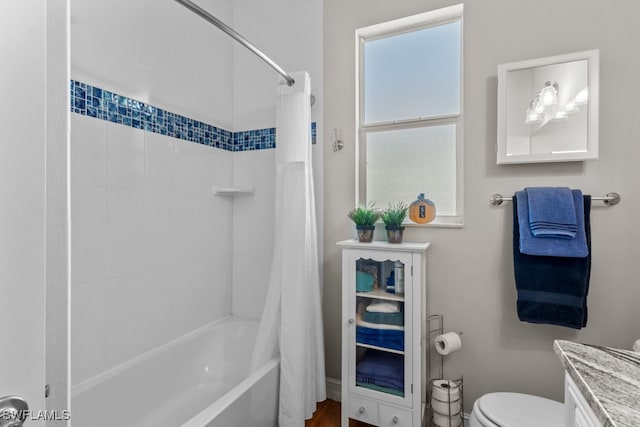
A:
497;49;599;164
525;81;587;126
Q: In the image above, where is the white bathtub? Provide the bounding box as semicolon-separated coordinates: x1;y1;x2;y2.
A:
71;316;279;427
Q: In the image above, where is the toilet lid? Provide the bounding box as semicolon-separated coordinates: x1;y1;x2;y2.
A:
477;392;564;427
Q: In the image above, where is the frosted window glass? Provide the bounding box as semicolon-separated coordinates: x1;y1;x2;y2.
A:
366;125;456;215
364;21;461;124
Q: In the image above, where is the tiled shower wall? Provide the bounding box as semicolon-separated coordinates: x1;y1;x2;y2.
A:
70;0;236;387
71;114;233;386
70;0;323;388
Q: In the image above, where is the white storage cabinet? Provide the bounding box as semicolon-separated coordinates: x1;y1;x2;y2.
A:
337;240;429;427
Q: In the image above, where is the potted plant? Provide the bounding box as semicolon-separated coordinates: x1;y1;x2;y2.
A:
348;202;380;243
381;202;408;243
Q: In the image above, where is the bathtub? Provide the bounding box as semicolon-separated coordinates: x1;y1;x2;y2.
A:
70;316;279;427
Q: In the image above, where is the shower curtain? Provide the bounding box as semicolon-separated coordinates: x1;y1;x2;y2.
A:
250;71;326;426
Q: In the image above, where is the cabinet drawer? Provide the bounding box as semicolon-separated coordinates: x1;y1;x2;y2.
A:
380;404;412;426
348;395;379;425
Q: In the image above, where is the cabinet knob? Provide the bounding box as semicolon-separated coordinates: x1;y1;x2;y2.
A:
392;416;399;423
348;318;354;324
358;406;365;414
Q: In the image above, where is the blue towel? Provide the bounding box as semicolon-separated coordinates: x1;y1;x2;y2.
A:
356;351;404;392
516;190;588;257
526;187;578;238
513;195;592;329
356;326;404;351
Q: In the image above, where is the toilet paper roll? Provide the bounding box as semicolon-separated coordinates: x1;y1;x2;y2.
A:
431;397;461;416
633;339;640;352
432;411;463;427
431;379;461;402
434;332;462;356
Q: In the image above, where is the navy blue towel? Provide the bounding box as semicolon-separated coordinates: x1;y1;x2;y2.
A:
356;326;404;351
513;195;592;329
356;351;404;392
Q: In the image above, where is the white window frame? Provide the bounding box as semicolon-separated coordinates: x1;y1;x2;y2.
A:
355;4;464;227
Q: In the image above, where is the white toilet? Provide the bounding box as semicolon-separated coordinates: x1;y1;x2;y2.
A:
469;392;564;427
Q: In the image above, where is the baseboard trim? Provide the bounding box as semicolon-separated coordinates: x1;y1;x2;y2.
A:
326;377;342;402
325;377;470;426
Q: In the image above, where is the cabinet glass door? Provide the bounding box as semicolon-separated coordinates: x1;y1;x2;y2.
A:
351;254;411;401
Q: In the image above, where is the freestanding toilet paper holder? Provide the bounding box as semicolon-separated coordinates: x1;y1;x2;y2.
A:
427;314;464;427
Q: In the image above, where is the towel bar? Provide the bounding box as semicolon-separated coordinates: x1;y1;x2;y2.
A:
490;192;620;206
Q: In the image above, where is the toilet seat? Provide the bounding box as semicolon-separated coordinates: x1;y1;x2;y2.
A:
474;392;564;427
470;399;499;427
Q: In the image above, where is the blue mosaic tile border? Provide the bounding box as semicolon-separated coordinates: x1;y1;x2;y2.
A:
70;80;317;151
71;80;234;150
234;128;276;151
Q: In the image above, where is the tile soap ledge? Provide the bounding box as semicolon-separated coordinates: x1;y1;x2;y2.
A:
213;186;255;196
554;339;640;427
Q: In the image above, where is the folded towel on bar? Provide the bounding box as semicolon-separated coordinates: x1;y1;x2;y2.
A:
366;301;400;313
526;187;578;238
356;351;404;392
516;190;588;257
513;195;592;329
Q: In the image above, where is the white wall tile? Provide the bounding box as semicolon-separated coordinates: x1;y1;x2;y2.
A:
71;281;108;385
141;267;184;341
144;132;174;192
232;150;277;317
107;122;144;190
173;141;203;193
169;191;195;265
232;150;276;195
233;191;275;258
143;191;174;271
199;145;233;194
106;189;144;277
104;273;150;366
71;187;108;284
232;255;272;319
200;196;234;260
71;114;107;189
208;251;233;320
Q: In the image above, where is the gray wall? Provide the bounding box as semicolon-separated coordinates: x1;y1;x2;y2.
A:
323;0;640;409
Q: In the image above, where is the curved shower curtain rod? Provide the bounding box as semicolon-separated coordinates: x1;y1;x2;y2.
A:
174;0;296;86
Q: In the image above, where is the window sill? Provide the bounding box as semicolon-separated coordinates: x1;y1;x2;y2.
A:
403;216;464;229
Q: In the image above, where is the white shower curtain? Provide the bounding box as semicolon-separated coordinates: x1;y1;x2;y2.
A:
250;71;326;426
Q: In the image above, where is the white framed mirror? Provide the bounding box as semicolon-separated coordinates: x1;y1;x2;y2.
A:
497;49;599;164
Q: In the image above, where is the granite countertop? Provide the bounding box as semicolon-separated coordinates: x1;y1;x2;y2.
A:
554;340;640;427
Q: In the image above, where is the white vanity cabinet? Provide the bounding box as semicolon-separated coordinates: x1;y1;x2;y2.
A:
565;374;602;427
337;240;429;427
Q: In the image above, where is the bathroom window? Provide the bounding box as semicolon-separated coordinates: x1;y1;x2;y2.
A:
356;5;463;225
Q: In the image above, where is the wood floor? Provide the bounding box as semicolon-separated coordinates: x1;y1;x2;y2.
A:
306;399;373;427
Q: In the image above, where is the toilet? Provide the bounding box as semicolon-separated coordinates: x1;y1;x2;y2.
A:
469;392;564;427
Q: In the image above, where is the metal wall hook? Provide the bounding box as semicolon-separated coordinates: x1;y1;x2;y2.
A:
332;128;344;152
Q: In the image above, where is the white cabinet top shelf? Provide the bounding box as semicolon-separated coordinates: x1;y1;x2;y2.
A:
337;239;430;253
213;186;255;196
